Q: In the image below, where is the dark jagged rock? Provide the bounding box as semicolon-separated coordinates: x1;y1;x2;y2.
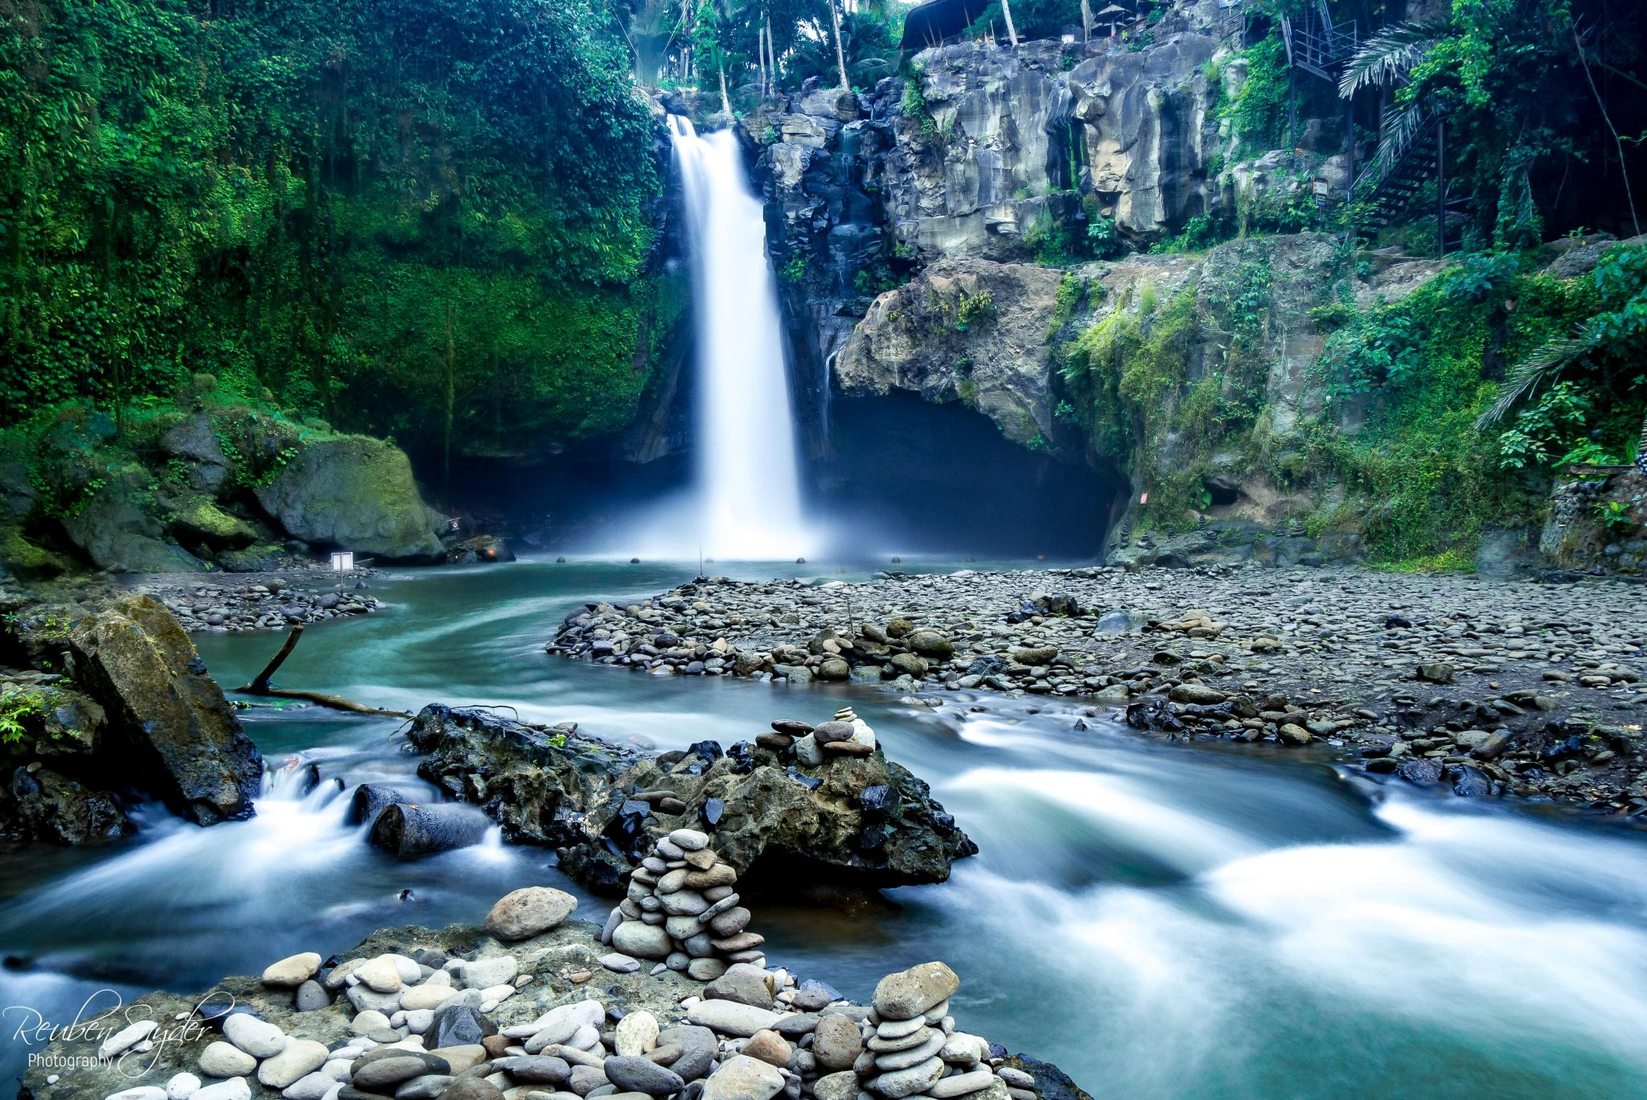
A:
1125;696;1184;734
399;705;974;894
404;705;641;847
7;767;131;844
577;742;976;890
1001;1053;1095;1100
65;594;262;824
430;1003;497;1047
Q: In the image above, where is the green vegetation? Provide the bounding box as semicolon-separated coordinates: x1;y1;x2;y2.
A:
1053;238;1645;568
0;688;51;748
955;291;995;331
901;75;942;144
1220;34;1291;153
0;0;666;463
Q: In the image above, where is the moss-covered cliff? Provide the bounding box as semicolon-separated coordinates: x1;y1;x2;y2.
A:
0;0;674;464
838;232;1647;571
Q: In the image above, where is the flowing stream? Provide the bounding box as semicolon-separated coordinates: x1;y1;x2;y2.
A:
666;117;812;560
3;561;1647;1098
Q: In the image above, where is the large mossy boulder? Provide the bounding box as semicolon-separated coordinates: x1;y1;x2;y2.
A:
62;466;207;574
67;594;262;823
254;436;444;561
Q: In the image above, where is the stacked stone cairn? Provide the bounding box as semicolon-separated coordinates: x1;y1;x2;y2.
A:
846;962;1025;1100
784;707;877;767
600;828;764;980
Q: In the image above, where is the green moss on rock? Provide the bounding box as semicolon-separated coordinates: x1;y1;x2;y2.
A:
252;436;444;561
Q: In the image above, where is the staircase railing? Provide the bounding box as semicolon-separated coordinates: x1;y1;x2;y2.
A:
1352;106;1432;202
1281;1;1357;82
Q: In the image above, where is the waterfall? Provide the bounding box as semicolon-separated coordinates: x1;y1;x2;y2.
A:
669;115;813;560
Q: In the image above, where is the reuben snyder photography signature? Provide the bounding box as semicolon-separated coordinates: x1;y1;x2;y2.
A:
5;988;237;1078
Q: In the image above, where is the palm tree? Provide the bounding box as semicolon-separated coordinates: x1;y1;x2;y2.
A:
1337;22;1447;189
1476;303;1647;474
828;0;850;89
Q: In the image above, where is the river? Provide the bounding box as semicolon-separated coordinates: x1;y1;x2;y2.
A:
3;559;1646;1098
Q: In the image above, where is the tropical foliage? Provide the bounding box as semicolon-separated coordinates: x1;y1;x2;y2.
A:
0;0;665;463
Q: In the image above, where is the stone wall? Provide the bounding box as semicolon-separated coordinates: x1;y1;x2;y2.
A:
1541;470;1647;575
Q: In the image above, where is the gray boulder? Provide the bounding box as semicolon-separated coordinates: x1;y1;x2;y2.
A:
254;436;444;561
67;595;262;823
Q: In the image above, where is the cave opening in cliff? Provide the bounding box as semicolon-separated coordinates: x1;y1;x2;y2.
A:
815;393;1120;559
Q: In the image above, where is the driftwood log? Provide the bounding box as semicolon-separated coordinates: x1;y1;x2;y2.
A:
235;624;414;719
367;801;492;858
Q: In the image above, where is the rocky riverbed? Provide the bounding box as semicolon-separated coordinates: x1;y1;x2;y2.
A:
18;884;1085;1100
144;572;383;632
550;566;1647;815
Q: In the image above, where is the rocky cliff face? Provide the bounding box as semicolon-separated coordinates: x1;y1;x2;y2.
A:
834;232;1453;564
883;35;1221;260
747;27;1231;366
834;259;1076;455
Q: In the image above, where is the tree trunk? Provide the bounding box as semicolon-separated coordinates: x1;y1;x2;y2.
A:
719;64;733;116
443;301;456;492
1000;0;1019;47
1080;0;1093;42
1637;410;1647;474
829;0;850;90
767;19;777;92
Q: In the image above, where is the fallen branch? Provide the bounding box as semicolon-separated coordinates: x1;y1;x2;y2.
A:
236;625;414;719
249;624;304;692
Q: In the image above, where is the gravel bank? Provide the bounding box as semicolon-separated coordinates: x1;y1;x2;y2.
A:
550;566;1647;815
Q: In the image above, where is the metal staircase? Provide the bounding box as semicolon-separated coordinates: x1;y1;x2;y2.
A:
1280;2;1456;252
1280;1;1357;83
1350;105;1461;249
1217;0;1248;46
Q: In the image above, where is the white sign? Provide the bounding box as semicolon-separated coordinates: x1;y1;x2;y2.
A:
330;551;355;573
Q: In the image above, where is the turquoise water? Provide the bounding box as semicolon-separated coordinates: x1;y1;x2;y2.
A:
3;558;1647;1098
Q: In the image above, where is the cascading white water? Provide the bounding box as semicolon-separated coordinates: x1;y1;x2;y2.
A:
669;115;813;559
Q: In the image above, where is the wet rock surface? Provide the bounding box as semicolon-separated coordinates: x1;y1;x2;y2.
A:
400;705;975;894
0;589;263;842
66;594;263;824
551;567;1647;814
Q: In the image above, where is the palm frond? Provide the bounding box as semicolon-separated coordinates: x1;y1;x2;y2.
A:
1370;101;1431;181
1339;22;1445;98
1475;335;1591;430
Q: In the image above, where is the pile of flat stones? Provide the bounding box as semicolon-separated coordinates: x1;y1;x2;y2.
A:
148;575;380;632
550;568;1647;811
92;882;1048;1100
761;707;877;766
601;830;763;980
843;962;1022;1100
